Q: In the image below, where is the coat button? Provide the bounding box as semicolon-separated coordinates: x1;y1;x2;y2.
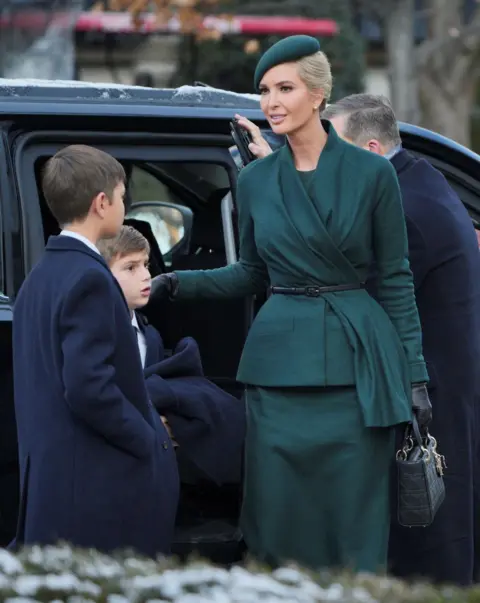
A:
162;441;169;450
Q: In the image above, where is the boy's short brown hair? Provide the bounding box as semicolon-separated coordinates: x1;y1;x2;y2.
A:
98;225;150;265
42;144;126;227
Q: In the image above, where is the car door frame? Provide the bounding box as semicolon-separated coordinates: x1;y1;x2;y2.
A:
11;130;240;281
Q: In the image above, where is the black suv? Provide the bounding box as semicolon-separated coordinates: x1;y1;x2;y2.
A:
0;80;479;560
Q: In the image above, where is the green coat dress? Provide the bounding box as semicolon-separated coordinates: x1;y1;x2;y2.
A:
174;121;428;572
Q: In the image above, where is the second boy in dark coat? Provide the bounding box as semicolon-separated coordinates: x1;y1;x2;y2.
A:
12;146;179;557
98;226;246;486
324;94;480;586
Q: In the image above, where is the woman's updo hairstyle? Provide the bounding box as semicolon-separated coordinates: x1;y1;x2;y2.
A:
296;51;332;112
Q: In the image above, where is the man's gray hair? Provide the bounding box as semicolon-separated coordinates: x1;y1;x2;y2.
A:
322;93;401;148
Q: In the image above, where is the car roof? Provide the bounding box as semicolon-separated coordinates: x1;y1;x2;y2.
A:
0;78;262;119
1;78;478;167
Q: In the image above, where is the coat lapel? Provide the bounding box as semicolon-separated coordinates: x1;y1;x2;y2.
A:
277;121;361;285
46;235;131;313
135;313;163;366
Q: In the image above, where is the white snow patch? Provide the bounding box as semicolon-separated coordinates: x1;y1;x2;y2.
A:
76;558;123;579
172;85;205;99
171;84;260;103
0;545;389;603
0;78;261;104
0;78;152;90
13;573;101;597
0;549;23;575
106;595;131;603
351;587;378;603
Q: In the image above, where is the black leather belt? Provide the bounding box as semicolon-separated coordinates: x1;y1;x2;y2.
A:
270;283;365;297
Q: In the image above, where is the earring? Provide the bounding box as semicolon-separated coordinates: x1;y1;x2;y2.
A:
313;105;318;110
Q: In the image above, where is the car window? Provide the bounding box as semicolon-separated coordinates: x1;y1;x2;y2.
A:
146;163;230;203
129;166;184;205
127;204;186;257
127;163;230;259
128;166;188;256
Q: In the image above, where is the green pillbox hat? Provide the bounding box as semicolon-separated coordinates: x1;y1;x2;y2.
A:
254;35;321;90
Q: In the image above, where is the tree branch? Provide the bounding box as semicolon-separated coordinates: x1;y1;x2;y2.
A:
416;2;480;69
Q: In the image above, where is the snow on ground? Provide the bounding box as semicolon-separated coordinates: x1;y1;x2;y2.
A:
0;544;383;603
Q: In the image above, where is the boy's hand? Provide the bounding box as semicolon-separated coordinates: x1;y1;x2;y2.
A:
161;416;178;447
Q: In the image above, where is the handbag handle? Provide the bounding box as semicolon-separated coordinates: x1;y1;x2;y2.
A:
410;415;425;448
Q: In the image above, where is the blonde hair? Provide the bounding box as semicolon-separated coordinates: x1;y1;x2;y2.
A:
98;225;150;266
296;51;332;111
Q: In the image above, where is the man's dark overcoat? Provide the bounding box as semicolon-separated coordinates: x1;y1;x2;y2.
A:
12;235;179;557
387;150;480;586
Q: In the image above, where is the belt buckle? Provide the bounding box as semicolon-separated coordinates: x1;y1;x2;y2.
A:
305;286;321;297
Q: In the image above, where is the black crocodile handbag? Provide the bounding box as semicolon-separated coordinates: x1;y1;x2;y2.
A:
396;417;446;527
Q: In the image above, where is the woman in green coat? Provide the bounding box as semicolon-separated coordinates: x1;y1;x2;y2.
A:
152;35;431;573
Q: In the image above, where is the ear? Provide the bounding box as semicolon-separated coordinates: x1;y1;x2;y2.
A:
310;89;324;112
365;139;383;155
91;191;108;218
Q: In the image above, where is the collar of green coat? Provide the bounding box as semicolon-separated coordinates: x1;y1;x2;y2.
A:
279;119;342;169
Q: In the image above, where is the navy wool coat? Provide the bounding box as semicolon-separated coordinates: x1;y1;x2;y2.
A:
386;150;480;586
12;236;179;557
139;315;246;485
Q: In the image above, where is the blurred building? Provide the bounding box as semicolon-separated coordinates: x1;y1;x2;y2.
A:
0;0;83;80
0;0;477;108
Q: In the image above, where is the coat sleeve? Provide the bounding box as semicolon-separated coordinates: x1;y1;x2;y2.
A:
174;166;269;299
372;160;429;384
60;270;155;459
146;374;179;412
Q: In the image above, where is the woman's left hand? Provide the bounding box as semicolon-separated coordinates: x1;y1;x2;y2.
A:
234;114;273;159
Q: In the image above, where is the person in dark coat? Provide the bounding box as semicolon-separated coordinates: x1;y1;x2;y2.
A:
12;145;179;557
151;37;432;574
321;94;480;586
97;226;246;486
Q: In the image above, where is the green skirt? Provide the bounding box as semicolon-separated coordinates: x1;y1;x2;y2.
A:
240;386;395;573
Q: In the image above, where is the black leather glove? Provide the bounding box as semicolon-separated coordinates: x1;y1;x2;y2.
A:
411;383;432;431
150;272;179;301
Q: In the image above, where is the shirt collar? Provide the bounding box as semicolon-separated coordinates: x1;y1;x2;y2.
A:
131;312;139;330
383;144;403;161
60;230;100;255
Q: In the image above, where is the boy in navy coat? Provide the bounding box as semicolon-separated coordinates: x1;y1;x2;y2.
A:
98;226;246;486
12;145;179;557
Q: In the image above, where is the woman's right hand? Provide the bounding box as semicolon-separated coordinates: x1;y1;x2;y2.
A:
234;114;273;160
150;273;179;301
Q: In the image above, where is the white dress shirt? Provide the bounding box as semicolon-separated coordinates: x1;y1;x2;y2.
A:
60;230;101;255
131;312;147;368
